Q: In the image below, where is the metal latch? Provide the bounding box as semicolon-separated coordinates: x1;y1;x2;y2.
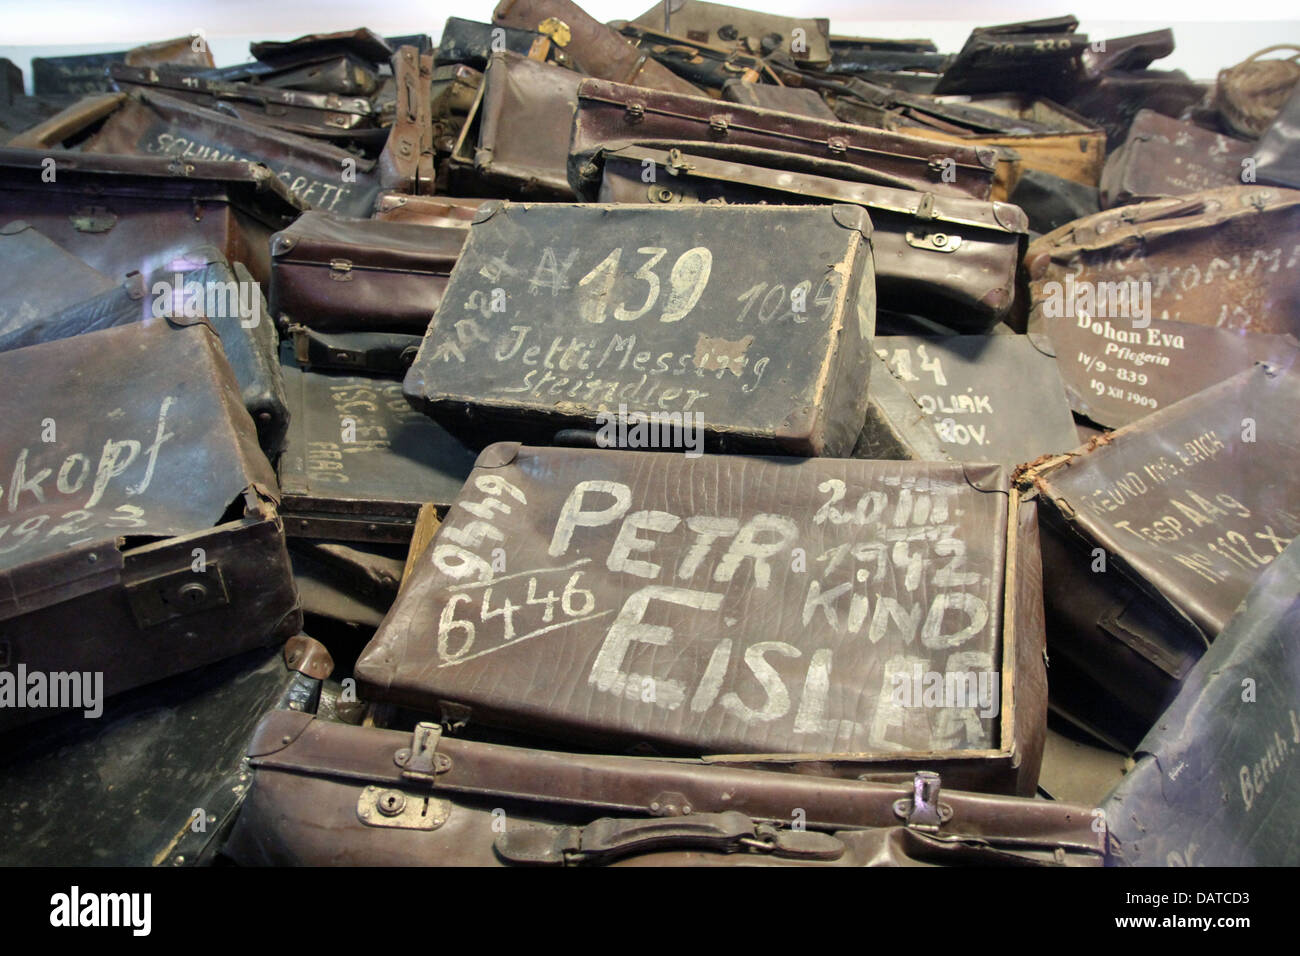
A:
394;721;451;782
356;786;451;830
328;258;354;280
709;114;729;134
893;771;953;832
125;563;230;628
625;101;646;121
826;136;847;155
905;230;962;253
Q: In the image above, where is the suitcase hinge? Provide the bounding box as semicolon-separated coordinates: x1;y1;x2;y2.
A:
893;771;953;832
708;114;729;134
394;721;451;782
356;786;451;830
826;136;846;154
329;259;354;280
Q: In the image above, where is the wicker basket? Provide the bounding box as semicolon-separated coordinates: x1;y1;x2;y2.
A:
1216;44;1300;138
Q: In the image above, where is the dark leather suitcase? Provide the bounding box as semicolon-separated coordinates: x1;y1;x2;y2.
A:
0;320;301;732
616;24;781;92
591;143;1026;330
435;16;556;69
1066;69;1208;152
1103;536;1300;866
0;221;116;326
1026;185;1300;336
448;51;582;199
1254;82;1300;189
372;191;485;227
250;28;393;69
934;16;1087;101
855;335;1078;465
630;0;832;66
252;55;382;96
31;35;213;97
1080;29;1175;77
288;327;425;376
277;359;477;542
222;714;1099;865
1101;109;1252;207
569;76;1000;200
5;91;126;150
721;79;836;119
1005;168;1100;235
291;539;406;631
0;638;330;865
493;0;703;96
825;36;950;77
354;445;1047;794
269;211;467;335
2;249;289;456
375;46;436;197
0;148;302;287
1018;363;1300;747
1032;313;1299;429
403;201;875;457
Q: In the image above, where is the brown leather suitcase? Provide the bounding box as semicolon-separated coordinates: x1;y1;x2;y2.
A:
1066;69;1208;152
630;0;832;66
371;191;486;227
0;320;301;733
221;713;1099;865
493;0;702;96
0;148;301;287
569;76;999;200
354;445;1048;794
402;201;875;457
5;91;126;150
436;17;555;70
591;144;1026;329
933;16;1087;101
249;28;393;69
721;79;836;119
615;24;781;93
1026;185;1300;336
1018;363;1300;747
447;51;582;199
269;211;466;335
856;335;1079;465
1101;109;1252;207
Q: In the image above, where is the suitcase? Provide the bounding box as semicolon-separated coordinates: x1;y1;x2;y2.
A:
250;28;393;69
616;24;781;92
435;17;556;70
631;0;832;66
269;211;467;335
1103;535;1300;866
5;91;127;150
353;445;1046;793
277;359;478;542
3;250;290;456
0;637;330;866
122;34;215;71
591;144;1025;330
569;76;1000;200
81;89;383;216
32;51;126;97
934;16;1087;101
222;714;1100;866
824;37;950;77
1018;363;1300;747
254;55;382;96
431;63;483;120
0;147;302;287
447;51;583;199
1254;82;1300;189
1080;29;1175;77
1005;168;1100;235
1100;109;1252;207
0;320;301;732
1025;185;1300;336
493;0;703;96
288;326;426;376
855;335;1079;465
721;79;836;120
372;191;486;227
375;45;436;198
403;201;875;458
0;221;117;327
290;539;406;631
1066;69;1208;152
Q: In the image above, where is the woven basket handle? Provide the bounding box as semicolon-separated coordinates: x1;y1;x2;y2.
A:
1240;44;1300;65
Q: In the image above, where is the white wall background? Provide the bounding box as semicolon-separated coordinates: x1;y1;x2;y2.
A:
2;0;1298;91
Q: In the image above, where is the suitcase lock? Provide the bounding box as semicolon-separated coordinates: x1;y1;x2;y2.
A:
125;563;230;628
356;785;451;831
892;771;953;832
905;230;962;253
329;259;354;281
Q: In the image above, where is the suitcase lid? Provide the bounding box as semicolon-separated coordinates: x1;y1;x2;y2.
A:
1020;363;1300;639
270;210;466;275
356;445;1014;758
109;64;375;121
0;222;117;334
0;320;277;618
250;28;393;68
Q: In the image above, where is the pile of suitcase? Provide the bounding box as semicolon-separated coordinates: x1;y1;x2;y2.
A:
1;3;1298;867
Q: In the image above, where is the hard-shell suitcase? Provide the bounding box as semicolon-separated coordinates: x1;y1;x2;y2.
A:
1254;81;1300;189
1030;313;1299;429
1100;109;1252;207
1080;29;1175;78
0;221;117;327
402;201;876;458
435;17;556;70
856;335;1078;465
616;24;780;92
31;35;213;97
631;0;832;66
0;148;302;287
371;191;485;227
1017;363;1300;747
288;327;425;376
251;55;382;96
1066;70;1208;152
591;143;1026;330
448;51;583;199
720;79;835;119
250;28;393;70
1;249;290;456
269;211;467;335
493;0;702;96
1103;536;1300;867
354;445;1048;794
1005;168;1100;235
825;36;950;77
1025;185;1300;336
568;76;999;200
222;714;1099;865
0;320;301;732
0;637;330;866
934;16;1087;101
277;359;477;542
290;539;406;631
5;91;126;150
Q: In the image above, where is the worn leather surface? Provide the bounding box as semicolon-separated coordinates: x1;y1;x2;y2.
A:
1101;109;1251;208
1255;82;1300;189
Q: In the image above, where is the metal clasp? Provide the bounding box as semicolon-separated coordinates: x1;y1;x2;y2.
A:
905;230;962;253
394;721;451;782
625;101;645;121
328;258;354;280
893;771;953;832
